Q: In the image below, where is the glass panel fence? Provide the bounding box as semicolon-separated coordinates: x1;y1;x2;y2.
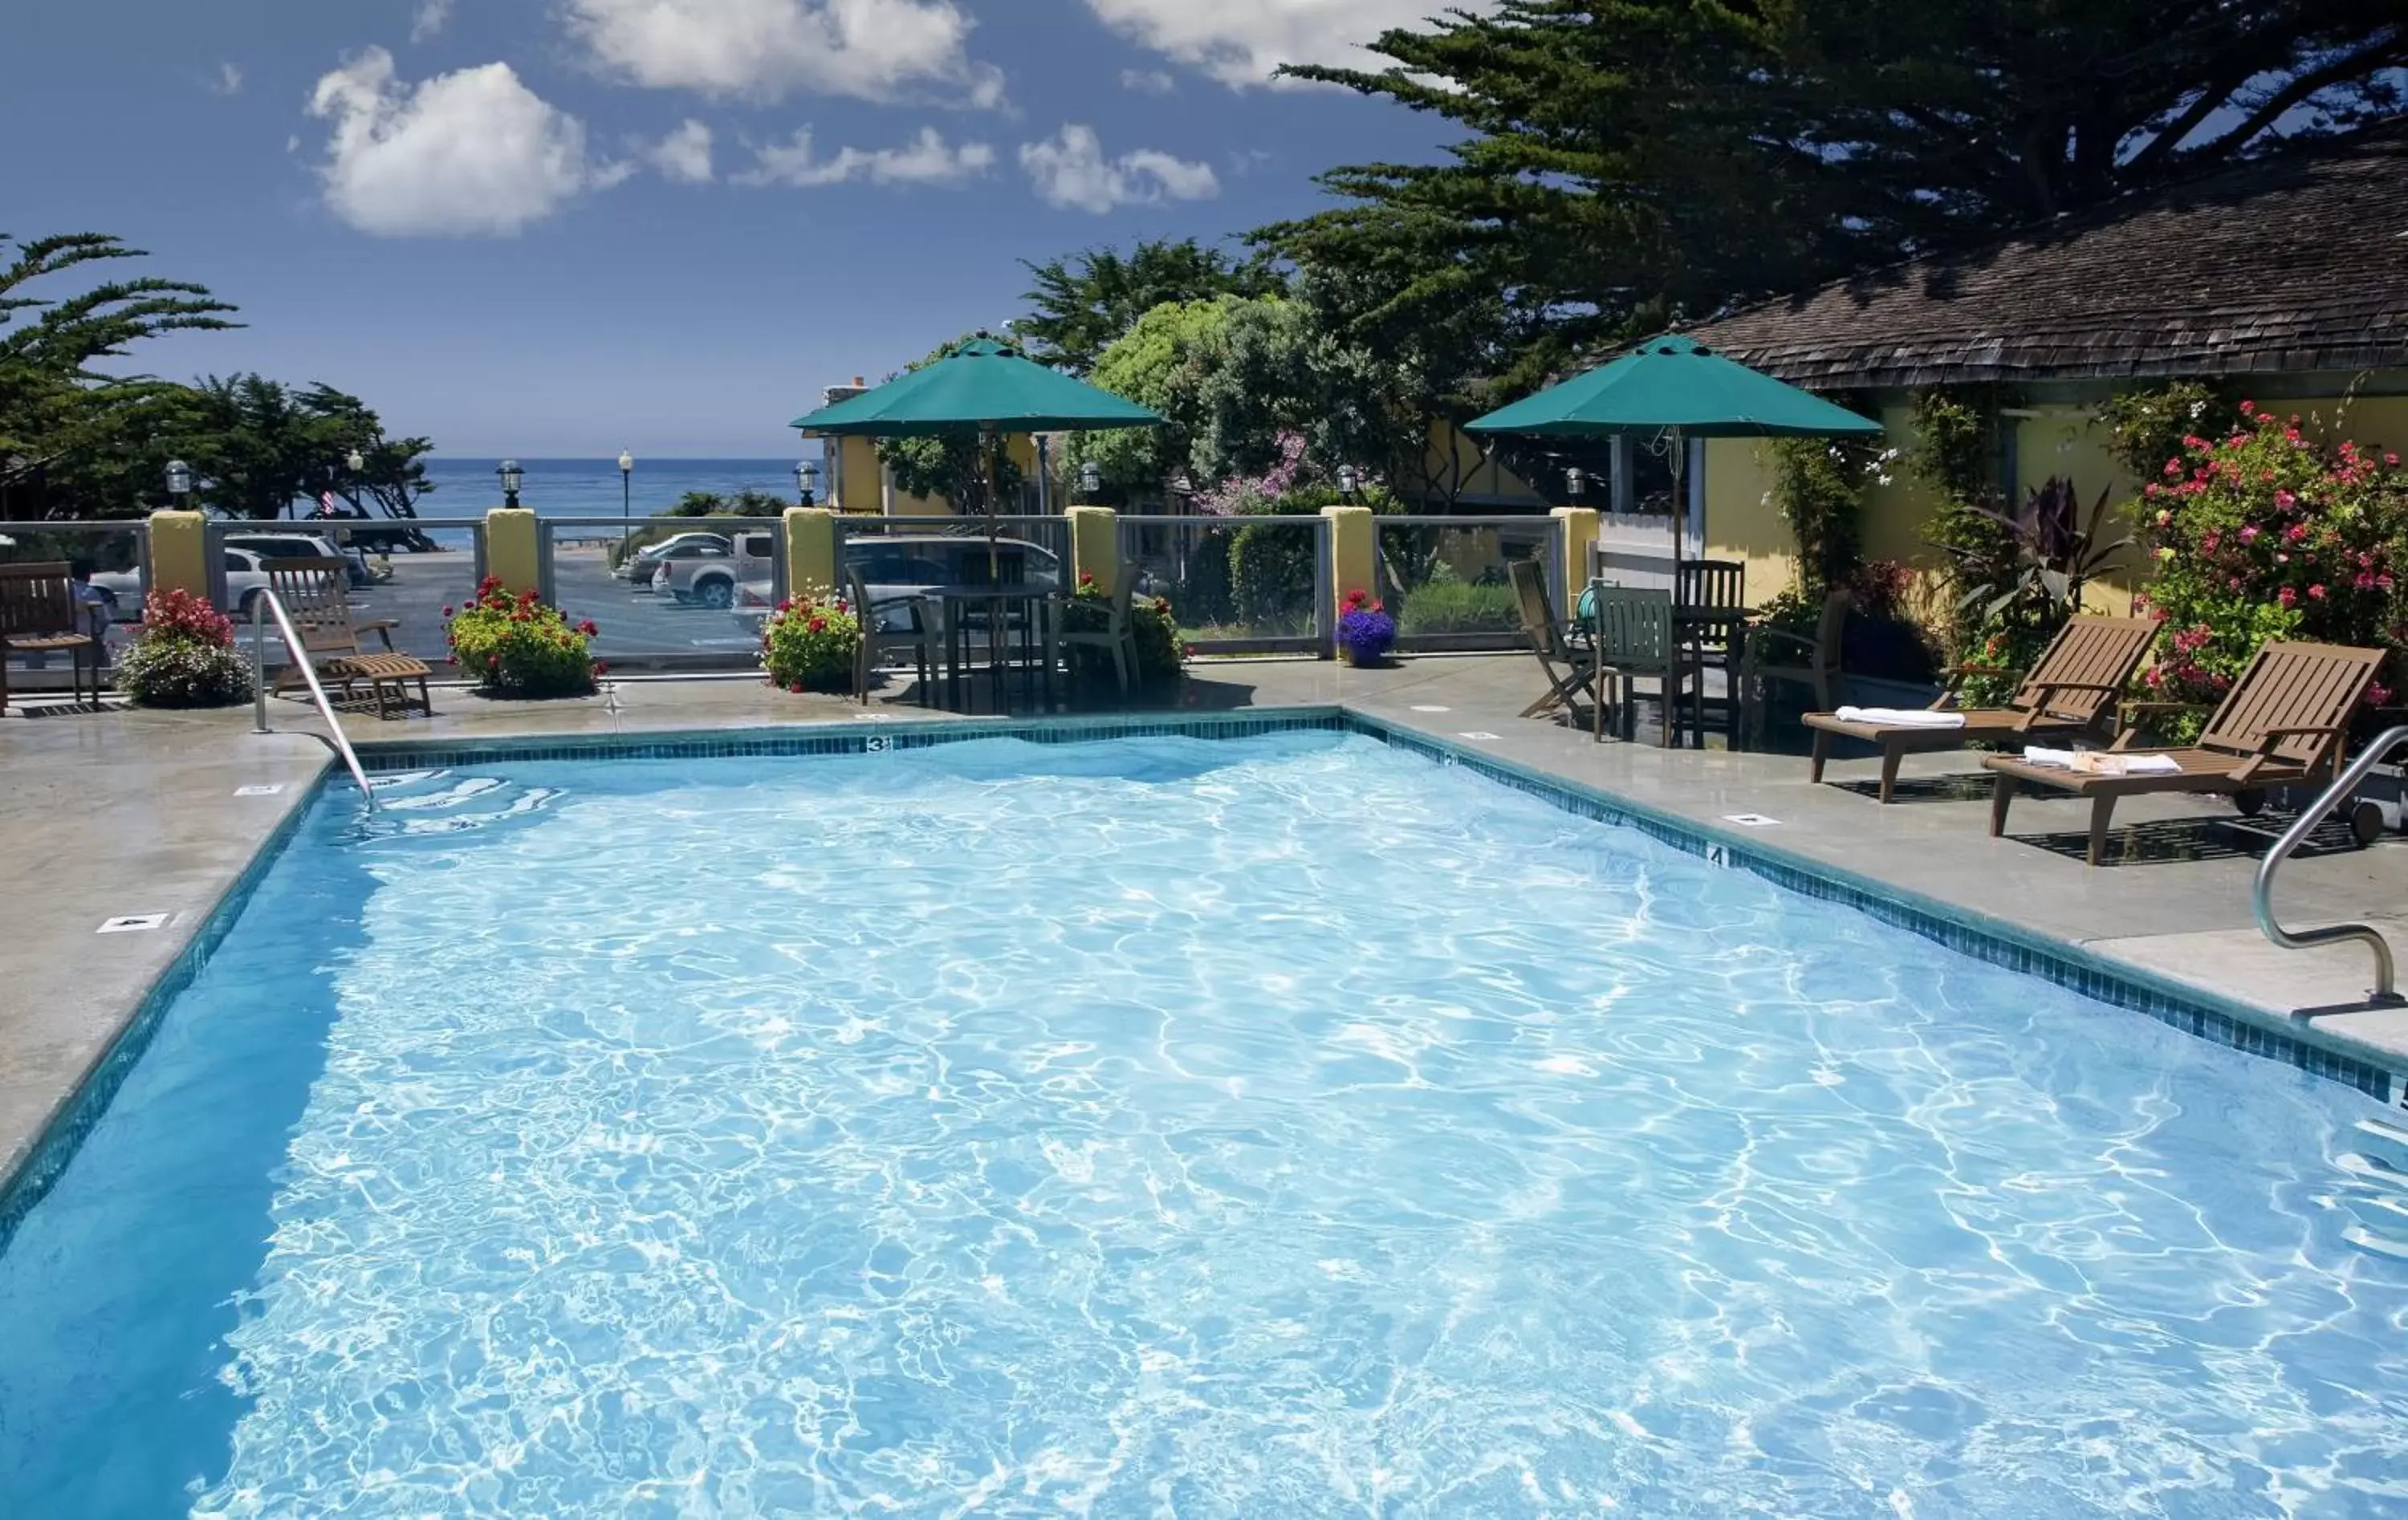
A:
201;518;490;670
1377;516;1558;649
0;521;148;696
543;517;783;671
836;516;1074;666
1119;515;1327;652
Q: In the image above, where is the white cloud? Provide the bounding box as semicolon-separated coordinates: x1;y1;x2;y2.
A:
648;119;715;182
1120;67;1175;96
411;0;454;43
562;0;1004;107
211;62;244;96
1080;0;1491;88
734;126;994;189
1019;124;1218;213
306;48;621;236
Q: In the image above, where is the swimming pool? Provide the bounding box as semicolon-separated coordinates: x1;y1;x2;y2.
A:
3;727;2406;1515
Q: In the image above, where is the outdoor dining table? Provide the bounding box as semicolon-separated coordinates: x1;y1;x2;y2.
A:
921;583;1066;712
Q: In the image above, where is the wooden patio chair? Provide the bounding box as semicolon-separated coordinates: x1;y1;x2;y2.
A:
1590;585;1704;746
1510;557;1598;721
1;562;104;711
1057;561;1136;700
1735;588;1849;751
848;567;938;706
266;557;432;719
1804;613;2156;803
1982;640;2384;866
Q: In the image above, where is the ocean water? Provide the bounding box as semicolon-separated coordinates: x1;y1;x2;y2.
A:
416;457;817;524
3;731;2406;1517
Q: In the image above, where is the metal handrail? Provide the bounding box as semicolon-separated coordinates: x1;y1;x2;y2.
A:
2253;725;2406;1002
250;590;377;814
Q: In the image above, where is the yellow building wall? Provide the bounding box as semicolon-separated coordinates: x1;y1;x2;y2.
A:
832;437;883;515
1705;378;2408;618
1699;437;1793;608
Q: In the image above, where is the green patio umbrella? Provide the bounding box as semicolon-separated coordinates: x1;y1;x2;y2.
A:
1465;332;1882;565
791;336;1163;438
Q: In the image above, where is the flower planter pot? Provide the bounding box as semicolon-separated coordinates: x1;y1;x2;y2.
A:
1337;643;1394;669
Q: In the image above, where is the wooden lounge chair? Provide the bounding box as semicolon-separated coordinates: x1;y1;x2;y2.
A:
2;562;104;711
1804;613;2156;802
1983;640;2385;866
1510;558;1598;721
266;557;433;718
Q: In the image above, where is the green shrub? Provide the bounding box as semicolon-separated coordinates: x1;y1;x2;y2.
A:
1396;579;1519;634
761;591;861;693
1228;517;1315;631
445;577;600;698
118;588;253;708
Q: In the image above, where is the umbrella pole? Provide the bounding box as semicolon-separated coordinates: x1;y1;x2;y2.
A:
1666;425;1687;571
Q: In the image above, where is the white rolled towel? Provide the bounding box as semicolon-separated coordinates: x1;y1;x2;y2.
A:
1834;705;1967;730
2021;746;2182;775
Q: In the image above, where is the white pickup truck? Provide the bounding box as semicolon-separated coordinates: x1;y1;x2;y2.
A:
654;530;776;609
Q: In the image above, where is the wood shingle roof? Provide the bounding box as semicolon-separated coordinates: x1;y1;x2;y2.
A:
1689;128;2408;390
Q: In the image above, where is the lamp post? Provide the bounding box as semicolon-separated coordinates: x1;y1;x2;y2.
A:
795;459;819;508
618;449;633;530
165;458;193;509
1565;465;1585;502
498;459;524;510
1079;462;1102;503
1337;465;1360;502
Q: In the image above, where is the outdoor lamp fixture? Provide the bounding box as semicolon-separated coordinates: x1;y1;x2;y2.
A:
1565;465;1586;501
1338;465;1360;501
346;447;366;473
619;449;635;526
498;458;524;509
165;459;193;502
1080;462;1102;501
795;460;820;507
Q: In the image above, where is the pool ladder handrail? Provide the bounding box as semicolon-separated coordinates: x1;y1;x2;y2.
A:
2253;724;2407;1003
250;591;377;814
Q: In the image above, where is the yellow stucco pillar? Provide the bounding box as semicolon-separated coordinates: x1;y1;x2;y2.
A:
1552;506;1599;613
1067;506;1119;595
784;506;839;598
1322;505;1377;629
485;508;540;595
147;510;209;600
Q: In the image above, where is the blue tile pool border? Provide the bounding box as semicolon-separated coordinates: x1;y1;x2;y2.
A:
7;703;2401;1246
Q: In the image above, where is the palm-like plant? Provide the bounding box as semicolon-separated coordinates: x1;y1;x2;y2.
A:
1947;476;2133;624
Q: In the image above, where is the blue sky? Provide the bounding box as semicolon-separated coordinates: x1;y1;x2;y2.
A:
6;1;1464;457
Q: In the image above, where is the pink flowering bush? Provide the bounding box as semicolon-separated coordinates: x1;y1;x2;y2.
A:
119;588;252;707
2135;403;2407;730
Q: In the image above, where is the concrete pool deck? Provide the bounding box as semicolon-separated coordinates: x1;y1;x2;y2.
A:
6;653;2407;1195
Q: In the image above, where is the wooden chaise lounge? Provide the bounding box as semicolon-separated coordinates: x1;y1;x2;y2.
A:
1804;614;2157;802
266;557;433;719
1981;640;2384;866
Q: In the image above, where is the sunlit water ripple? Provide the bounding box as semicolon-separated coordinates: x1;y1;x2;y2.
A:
3;731;2406;1517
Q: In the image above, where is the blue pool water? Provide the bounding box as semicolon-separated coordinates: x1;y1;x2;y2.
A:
4;730;2407;1516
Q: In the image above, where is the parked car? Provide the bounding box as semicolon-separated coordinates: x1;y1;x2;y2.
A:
617;531;732;584
89;547;272;622
226;530;367;588
844;534;1064;634
656;531;776;608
